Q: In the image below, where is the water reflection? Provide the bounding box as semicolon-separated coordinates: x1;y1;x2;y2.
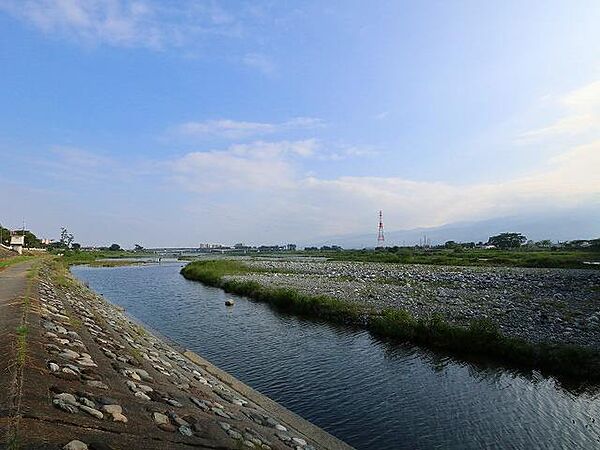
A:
71;262;600;450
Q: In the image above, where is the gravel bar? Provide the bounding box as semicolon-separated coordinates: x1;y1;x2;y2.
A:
228;259;600;349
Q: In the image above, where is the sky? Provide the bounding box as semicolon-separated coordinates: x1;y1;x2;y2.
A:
0;0;599;247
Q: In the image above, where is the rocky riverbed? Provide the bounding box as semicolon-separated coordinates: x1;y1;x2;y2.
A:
2;260;350;449
226;259;600;349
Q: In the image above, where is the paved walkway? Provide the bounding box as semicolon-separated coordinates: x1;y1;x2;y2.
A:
0;260;33;445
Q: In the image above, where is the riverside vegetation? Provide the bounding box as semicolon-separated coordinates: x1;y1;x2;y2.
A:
180;259;600;383
309;246;600;269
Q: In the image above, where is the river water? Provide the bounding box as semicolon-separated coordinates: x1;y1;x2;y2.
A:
71;262;600;449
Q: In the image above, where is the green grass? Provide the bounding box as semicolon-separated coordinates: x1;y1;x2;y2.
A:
0;255;35;270
6;432;21;450
370;310;598;379
181;259;600;382
181;260;361;323
47;250;147;286
322;247;600;269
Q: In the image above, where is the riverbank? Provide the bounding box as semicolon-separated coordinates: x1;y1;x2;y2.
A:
180;259;600;383
0;258;350;449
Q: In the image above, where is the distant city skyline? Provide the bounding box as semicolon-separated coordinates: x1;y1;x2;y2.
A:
0;1;598;247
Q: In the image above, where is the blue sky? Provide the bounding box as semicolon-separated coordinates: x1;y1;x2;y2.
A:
0;0;599;247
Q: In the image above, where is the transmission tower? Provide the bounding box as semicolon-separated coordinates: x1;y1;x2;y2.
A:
377;210;385;247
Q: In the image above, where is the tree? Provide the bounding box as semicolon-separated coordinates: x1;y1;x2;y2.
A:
487;233;527;249
134;244;144;252
71;243;81;250
47;241;67;252
0;224;10;246
60;227;74;248
444;240;459;249
109;243;121;251
24;231;42;248
535;239;553;248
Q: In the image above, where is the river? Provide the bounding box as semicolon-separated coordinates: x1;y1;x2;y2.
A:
71;261;600;449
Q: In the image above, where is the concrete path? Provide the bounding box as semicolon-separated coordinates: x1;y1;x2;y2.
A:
0;260;33;445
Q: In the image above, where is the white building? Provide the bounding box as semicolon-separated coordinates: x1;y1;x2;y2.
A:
10;233;25;255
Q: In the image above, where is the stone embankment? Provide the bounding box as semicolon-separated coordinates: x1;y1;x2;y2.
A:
1;260;351;450
230;259;600;349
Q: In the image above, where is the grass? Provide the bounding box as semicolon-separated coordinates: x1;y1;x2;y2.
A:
15;325;28;365
181;260;361;323
181;259;600;382
16;261;40;365
315;247;600;270
0;255;35;271
48;258;76;288
370;310;598;379
48;250;136;286
69;317;82;328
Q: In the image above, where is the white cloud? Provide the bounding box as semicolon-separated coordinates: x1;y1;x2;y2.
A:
169;140;319;192
228;139;319;158
172;117;324;139
242;52;276;76
51;146;110;167
12;136;599;245
0;0;241;49
562;80;600;110
170;139;600;240
517;79;600;144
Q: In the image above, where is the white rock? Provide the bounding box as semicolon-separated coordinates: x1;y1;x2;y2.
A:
134;391;151;401
112;412;128;423
77;358;97;367
55;393;79;406
292;437;307;446
86;380;109;390
101;404;122;415
59;349;80;360
79;405;104;419
79;397;96;409
153;412;169;425
129;371;141;381
63;440;88;450
137;384;153;393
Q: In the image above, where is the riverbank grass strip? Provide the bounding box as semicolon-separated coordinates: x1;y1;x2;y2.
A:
181;260;600;382
182;260;361;322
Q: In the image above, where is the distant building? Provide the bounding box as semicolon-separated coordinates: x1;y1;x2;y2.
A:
198;243;227;249
10;231;25;255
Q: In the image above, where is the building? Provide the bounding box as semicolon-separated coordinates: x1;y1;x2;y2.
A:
10;231;25;255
